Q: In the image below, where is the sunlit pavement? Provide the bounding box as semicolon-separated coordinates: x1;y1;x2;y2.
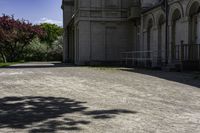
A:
0;62;200;133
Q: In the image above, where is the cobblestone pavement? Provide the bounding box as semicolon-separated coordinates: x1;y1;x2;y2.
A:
0;62;200;133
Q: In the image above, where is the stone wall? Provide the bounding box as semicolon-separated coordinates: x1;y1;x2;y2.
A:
62;0;200;66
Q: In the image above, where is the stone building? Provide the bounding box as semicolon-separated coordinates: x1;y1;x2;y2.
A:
62;0;200;69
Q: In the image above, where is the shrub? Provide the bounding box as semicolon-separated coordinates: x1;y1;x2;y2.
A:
24;36;63;61
24;38;47;61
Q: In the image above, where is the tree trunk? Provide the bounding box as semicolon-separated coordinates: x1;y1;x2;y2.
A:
0;52;7;63
0;45;7;63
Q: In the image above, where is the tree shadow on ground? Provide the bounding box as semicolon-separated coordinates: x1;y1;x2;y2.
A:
120;68;200;88
0;96;137;133
84;109;137;119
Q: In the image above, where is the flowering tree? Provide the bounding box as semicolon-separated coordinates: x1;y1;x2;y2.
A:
0;15;44;62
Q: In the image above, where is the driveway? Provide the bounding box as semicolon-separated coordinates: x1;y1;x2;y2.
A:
0;62;200;133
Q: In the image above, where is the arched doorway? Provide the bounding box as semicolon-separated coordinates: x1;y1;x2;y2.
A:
158;15;165;65
171;9;181;60
188;1;200;61
189;2;200;44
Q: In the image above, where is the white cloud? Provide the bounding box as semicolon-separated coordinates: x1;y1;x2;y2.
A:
35;17;62;26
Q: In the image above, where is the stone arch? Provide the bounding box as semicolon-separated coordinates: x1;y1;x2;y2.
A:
169;2;183;24
186;0;200;16
186;0;200;43
170;9;182;60
144;13;155;30
186;0;200;60
157;14;165;26
171;9;182;22
156;12;165;26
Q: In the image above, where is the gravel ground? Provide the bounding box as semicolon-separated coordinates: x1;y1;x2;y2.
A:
0;62;200;133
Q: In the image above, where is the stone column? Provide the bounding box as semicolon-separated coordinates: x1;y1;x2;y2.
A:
168;24;172;63
180;17;190;43
152;26;159;67
62;0;74;63
197;14;200;43
77;21;91;65
140;15;145;52
63;29;68;63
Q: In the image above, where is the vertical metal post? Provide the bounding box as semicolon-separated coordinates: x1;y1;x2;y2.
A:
199;44;200;69
125;53;128;66
180;40;184;71
180;40;184;61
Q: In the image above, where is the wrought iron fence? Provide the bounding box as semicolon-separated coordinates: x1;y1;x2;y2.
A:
173;43;200;61
120;50;165;67
120;43;200;70
173;42;200;70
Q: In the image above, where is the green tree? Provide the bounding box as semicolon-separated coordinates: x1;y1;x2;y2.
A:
39;23;63;59
40;23;63;46
0;15;44;62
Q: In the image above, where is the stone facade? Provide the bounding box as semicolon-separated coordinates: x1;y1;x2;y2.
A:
62;0;200;68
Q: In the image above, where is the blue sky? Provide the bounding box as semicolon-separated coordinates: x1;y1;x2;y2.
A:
0;0;63;26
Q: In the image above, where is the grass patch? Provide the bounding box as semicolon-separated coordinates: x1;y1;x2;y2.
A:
0;61;24;67
0;63;15;67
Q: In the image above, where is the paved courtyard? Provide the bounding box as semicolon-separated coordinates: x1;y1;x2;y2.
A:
0;62;200;133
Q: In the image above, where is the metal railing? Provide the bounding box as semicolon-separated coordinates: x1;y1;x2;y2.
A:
120;50;165;67
173;43;200;61
172;42;200;70
120;43;200;69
